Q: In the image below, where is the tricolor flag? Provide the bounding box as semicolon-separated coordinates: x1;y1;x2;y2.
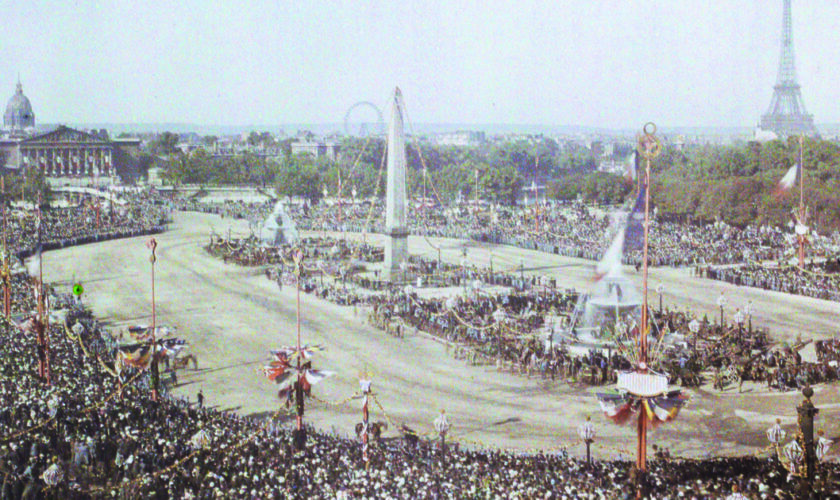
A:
622;184;647;255
776;163;800;194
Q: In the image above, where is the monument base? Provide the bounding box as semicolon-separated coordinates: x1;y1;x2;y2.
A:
383;229;408;282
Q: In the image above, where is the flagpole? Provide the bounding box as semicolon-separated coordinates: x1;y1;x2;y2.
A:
798;135;805;269
37;194;50;384
293;249;304;435
2;176;9;319
636;122;660;479
149;238;159;401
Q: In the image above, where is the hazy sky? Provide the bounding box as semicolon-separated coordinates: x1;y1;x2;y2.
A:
2;0;838;128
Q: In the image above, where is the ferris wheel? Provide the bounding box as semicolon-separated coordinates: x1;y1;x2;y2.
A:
343;101;385;137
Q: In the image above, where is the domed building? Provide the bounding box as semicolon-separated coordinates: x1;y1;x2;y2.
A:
3;79;35;133
0;79;140;182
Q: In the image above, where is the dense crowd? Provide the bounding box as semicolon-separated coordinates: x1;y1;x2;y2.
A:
7;190;169;261
706;262;840;303
0;196;837;498
0;290;835;498
201;197;840;276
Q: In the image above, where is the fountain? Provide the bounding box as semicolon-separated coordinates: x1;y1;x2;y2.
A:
259;202;299;246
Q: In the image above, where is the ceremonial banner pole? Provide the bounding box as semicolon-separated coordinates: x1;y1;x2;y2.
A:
37;194;50;384
149;238;160;401
798;135;805;269
293;249;305;436
2;176;9;319
360;378;372;469
636;122;660;476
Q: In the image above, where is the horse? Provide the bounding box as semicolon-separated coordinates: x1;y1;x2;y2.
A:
172;353;198;371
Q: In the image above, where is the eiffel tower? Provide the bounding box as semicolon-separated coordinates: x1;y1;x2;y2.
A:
759;0;818;137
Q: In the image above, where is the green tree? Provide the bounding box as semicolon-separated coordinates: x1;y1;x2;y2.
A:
148;132;179;156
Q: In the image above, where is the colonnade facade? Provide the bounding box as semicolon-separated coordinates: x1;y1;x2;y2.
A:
21;146;113;177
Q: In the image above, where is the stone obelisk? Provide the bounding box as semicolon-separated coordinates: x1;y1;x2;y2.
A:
383;87;408;282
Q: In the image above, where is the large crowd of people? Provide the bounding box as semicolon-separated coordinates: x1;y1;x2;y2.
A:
705;262;840;303
0;290;833;498
6;190;169;262
0;191;837;497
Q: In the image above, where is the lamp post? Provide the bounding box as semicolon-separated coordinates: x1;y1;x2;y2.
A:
745;300;753;334
797;386;819;496
717;293;726;327
733;309;744;343
434;410;450;467
655;284;664;315
688;318;700;355
578;416;596;468
492;307;507;356
359;379;372;467
403;284;413;313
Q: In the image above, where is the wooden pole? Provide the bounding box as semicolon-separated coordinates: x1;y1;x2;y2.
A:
150;239;159;401
37;194;50;384
638;151;652;473
2;176;8;319
798;135;805;269
295;250;303;432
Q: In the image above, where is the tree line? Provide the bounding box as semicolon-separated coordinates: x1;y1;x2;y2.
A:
151;132;840;232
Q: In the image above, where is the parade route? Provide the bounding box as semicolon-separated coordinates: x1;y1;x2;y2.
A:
42;211;840;460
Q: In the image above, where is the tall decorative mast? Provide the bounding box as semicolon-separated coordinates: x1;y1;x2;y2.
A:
383;87;408;282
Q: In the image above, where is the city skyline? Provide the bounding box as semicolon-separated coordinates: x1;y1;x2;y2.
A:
3;0;839;129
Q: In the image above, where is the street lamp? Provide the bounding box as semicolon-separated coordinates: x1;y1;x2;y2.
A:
434;410;450;467
578;416;596;468
492;307;507;355
656;284;664;314
745;300;753;334
734;309;745;343
403;284;413;312
400;260;408;284
717;293;726;327
688;318;700;353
